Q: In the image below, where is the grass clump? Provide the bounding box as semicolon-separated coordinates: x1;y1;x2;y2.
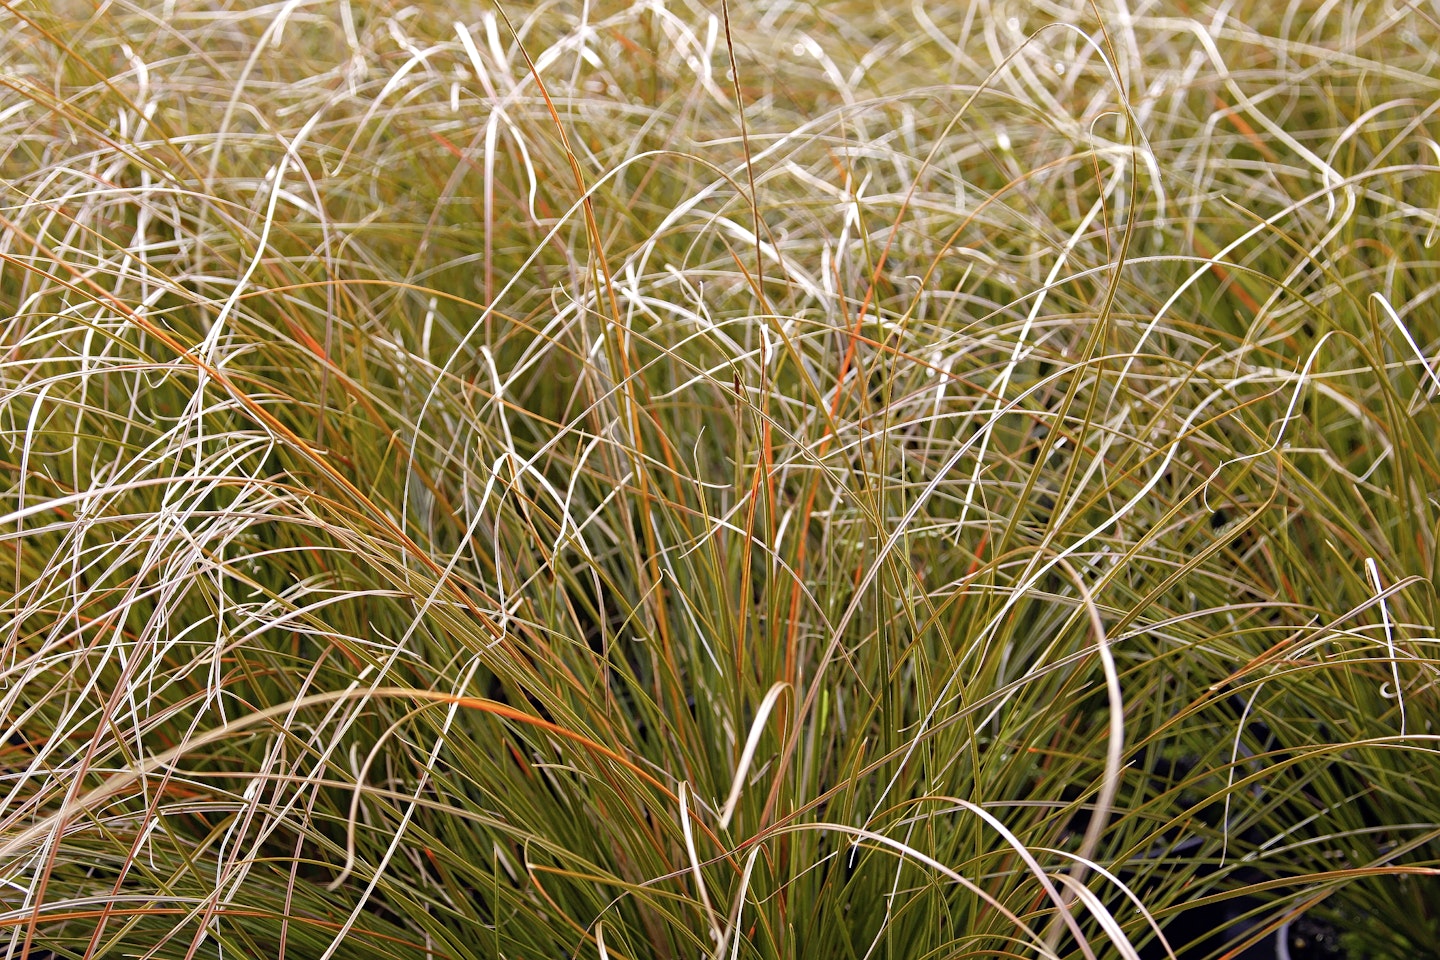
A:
2;1;1438;958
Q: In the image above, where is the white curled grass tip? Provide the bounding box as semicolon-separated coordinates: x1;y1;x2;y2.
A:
718;682;788;830
711;844;762;960
1365;558;1406;737
1372;292;1440;400
1037;848;1177;960
678;782;722;944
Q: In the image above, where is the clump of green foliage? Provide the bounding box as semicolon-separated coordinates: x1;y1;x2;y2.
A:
2;1;1438;958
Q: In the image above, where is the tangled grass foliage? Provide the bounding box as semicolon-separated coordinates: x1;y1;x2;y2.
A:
2;0;1439;957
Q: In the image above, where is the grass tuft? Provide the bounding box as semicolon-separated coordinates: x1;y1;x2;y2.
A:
2;1;1438;958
